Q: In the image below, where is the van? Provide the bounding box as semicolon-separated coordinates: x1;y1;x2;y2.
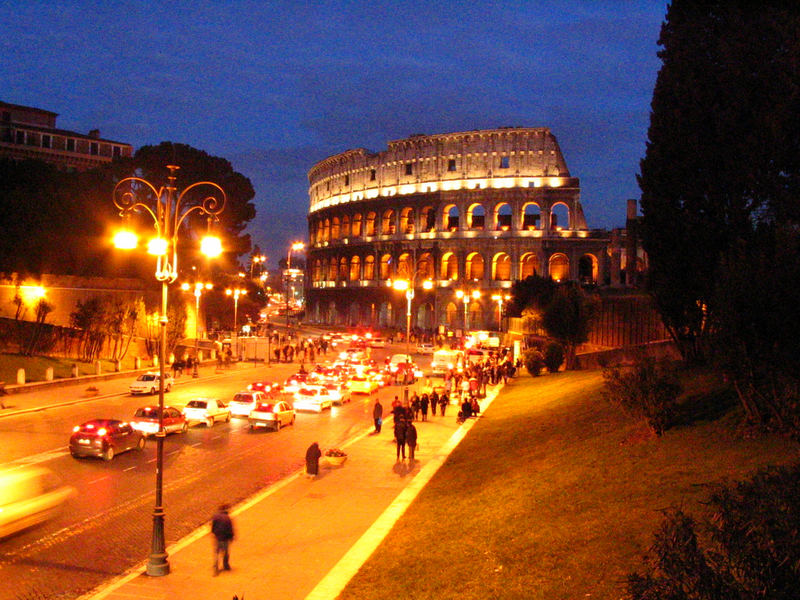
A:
0;467;75;538
431;349;462;374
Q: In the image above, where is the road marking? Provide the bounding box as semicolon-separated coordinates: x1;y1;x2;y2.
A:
190;442;202;447
122;466;137;472
0;447;71;471
147;458;157;463
88;476;110;485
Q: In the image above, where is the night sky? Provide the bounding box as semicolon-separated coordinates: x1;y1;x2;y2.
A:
1;0;667;267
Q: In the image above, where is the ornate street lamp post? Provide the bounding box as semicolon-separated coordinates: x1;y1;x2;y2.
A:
491;293;511;331
181;281;213;378
112;165;225;577
250;254;265;279
226;287;247;338
456;288;481;332
286;241;305;330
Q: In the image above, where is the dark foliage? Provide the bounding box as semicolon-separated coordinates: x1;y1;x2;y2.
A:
507;275;557;318
543;342;564;373
542;283;597;369
627;464;800;599
523;349;545;377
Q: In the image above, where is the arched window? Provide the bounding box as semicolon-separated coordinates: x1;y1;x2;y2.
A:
520;252;539;279
397;252;411;279
341;215;351;238
551;202;570;231
420;206;435;232
323;218;331;241
445;302;458;328
467;203;485;230
549;253;569;281
494;203;512;230
492;252;511;280
312;259;321;282
328;257;337;281
351;213;362;237
521;202;541;230
444;204;459;231
349;255;361;281
379;253;392;280
466;252;484;280
331;217;340;240
400;207;415;234
364;255;375;280
339;257;348;281
382;209;396;235
418;252;434;280
441;252;458;280
578;254;597;285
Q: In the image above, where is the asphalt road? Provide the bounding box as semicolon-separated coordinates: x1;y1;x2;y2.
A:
0;345;420;600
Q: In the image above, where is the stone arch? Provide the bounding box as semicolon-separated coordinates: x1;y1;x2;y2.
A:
466;252;484;280
551;202;571;230
364;254;375;280
351;213;362;237
416;302;434;329
378;301;393;327
323;218;331;241
338;256;348;281
349;255;361;281
494;202;512;230
312;259;322;282
400;206;415;234
444;204;460;231
445;301;459;328
549;253;570;281
341;214;351;238
381;209;396;235
578;253;598;285
468;300;484;329
420;206;435;232
492;252;511;280
379;253;392;280
521;202;542;230
467;203;485;230
327;302;337;324
365;211;377;236
331;216;340;240
328;257;337;281
397;252;412;279
348;302;360;325
441;251;458;280
418;252;435;280
520;252;539;279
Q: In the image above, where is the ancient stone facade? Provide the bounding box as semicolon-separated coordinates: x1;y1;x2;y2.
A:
306;127;636;330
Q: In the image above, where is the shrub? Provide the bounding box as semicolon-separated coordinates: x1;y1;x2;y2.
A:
627;464;800;599
543;342;565;373
602;356;681;435
523;349;545;377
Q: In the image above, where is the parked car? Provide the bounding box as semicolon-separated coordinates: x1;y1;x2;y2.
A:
130;406;188;436
248;400;295;431
229;391;268;418
0;467;75;538
69;419;145;461
182;398;231;427
293;386;334;413
129;372;174;395
348;375;379;394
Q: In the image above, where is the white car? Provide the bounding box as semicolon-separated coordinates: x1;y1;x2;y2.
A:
324;382;351;405
129;372;174;395
416;343;435;355
248;400;295;431
0;467;75;539
293;386;334;413
182;398;231;427
229;391;267;418
368;337;386;348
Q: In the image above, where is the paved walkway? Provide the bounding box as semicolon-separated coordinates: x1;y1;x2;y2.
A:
79;387;500;600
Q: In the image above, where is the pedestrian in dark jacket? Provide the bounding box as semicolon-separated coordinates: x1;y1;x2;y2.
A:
373;398;383;433
439;392;449;416
305;442;322;477
211;504;235;575
405;421;418;461
420;394;429;421
430;390;438;416
394;419;406;461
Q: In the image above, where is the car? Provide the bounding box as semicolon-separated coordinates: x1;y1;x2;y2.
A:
284;372;310;394
248;400;295;431
229;391;268;418
129;372;174;395
0;466;75;538
130;406;188;436
293;386;334;412
182;398;231;427
324;382;351;405
416;342;435;355
348;375;380;394
387;353;415;372
368;337;387;348
69;419;145;461
431;349;463;374
247;381;272;393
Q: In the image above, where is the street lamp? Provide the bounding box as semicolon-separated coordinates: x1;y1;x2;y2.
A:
456;289;481;331
390;277;433;356
286;241;305;330
181;281;213;378
112;164;225;577
250;254;266;279
226;287;247;337
491;294;511;331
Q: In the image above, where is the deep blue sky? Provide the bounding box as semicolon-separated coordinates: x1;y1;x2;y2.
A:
1;0;667;268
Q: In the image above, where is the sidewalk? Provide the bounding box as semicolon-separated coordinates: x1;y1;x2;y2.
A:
83;386;501;600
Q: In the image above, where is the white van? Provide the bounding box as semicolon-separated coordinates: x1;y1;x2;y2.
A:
430;349;462;374
0;467;75;538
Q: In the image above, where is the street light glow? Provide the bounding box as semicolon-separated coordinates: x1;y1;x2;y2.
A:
113;229;138;250
201;235;223;258
147;237;168;256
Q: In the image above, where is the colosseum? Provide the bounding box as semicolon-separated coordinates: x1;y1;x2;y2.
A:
306;127;635;331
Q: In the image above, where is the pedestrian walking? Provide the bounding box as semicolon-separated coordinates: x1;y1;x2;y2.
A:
430;390;438;416
439;392;449;416
411;393;420;420
373;398;383;433
405;420;418;462
420;393;429;421
305;441;322;478
211;504;235;575
394;419;406;461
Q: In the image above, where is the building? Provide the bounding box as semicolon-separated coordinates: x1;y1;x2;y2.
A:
0;100;132;171
306;127;641;330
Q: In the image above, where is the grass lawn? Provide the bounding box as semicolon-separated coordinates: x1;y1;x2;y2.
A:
338;369;800;600
0;353;142;383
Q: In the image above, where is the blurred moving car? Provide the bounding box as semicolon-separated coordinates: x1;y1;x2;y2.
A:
348;375;379;394
293;386;334;412
182;398;231;427
129;372;174;395
0;467;75;538
69;419;145;461
130;406;188;436
284;372;310;394
368;337;387;348
229;391;268;418
416;342;435;355
248;400;295;431
324;382;351;405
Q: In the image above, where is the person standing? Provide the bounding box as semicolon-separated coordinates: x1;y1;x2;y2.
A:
211;504;235;575
405;420;418;462
439;392;449;417
306;441;322;478
373;398;383;433
420;393;429;421
430;390;438;416
394;418;407;461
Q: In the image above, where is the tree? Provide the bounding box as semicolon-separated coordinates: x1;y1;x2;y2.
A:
542;284;597;370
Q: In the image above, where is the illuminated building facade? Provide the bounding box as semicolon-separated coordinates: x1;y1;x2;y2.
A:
306;127;639;330
0;100;132;171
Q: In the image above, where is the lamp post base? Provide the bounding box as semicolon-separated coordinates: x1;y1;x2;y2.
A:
146;509;170;576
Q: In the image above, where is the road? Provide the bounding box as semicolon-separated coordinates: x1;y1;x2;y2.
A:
0;344;421;600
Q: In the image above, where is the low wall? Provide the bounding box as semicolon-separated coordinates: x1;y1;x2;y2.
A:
574;339;681;370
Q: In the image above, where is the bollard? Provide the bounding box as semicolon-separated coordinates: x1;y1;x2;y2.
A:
72;364;79;378
16;368;25;385
135;357;141;369
45;367;54;381
95;360;102;375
